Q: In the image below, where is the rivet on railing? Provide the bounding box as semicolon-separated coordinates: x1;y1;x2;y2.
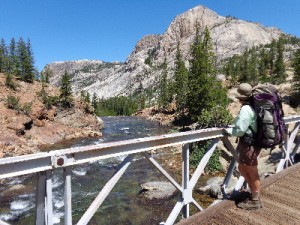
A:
57;157;64;166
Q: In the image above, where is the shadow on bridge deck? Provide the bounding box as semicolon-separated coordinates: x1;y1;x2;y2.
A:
176;162;300;225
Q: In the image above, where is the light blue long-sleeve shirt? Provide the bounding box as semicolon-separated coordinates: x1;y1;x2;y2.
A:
226;104;257;137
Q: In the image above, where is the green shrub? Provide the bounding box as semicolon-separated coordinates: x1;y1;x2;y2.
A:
5;73;17;90
95;96;139;116
21;102;32;115
37;86;59;109
190;141;222;173
5;95;20;110
44;95;59;109
144;57;152;66
5;95;33;115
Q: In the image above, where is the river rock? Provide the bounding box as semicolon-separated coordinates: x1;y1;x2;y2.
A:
0;184;34;204
140;181;177;200
198;176;238;197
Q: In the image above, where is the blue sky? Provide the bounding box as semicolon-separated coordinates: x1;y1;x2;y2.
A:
1;0;299;71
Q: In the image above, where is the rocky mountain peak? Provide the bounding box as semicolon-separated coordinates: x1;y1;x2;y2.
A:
130;34;162;56
165;5;223;40
46;5;284;99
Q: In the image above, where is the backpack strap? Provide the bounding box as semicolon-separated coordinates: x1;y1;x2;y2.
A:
242;99;256;135
239;102;257;146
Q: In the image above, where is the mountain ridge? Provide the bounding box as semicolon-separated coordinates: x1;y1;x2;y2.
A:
45;5;284;99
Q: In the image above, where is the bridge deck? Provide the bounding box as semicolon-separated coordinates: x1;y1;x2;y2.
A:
176;162;300;225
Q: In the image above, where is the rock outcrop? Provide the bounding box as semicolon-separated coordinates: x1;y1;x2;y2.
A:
45;5;283;99
0;74;103;157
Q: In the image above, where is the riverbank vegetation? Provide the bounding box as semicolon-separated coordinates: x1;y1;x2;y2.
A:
0;37;74;111
0;37;37;83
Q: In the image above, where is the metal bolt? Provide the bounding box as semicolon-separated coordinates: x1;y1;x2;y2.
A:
57;157;64;166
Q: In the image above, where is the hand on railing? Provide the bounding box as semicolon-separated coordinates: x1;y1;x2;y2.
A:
222;128;231;137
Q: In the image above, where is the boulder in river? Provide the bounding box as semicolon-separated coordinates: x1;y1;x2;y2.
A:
140;181;177;200
198;176;238;197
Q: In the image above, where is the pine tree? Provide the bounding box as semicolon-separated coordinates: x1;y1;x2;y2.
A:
232;56;241;86
174;42;188;112
24;39;35;82
80;90;86;101
92;93;98;110
258;48;268;82
16;37;26;78
187;26;232;127
8;38;18;75
42;66;53;83
268;39;276;76
5;72;17;90
14;38;35;82
85;92;90;103
136;82;146;110
274;37;286;83
0;38;8;73
224;55;241;86
60;70;73;108
249;48;259;84
187;25;206;120
239;48;251;82
291;49;300;106
158;58;169;108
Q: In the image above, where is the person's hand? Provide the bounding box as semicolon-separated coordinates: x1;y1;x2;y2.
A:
222;128;230;136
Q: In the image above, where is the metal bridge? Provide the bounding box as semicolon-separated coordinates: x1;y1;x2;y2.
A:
0;115;299;225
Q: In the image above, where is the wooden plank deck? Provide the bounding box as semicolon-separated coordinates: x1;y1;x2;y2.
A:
176;162;300;225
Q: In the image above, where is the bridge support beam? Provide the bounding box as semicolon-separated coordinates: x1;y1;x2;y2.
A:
76;154;134;225
182;143;190;218
161;139;218;225
64;167;72;225
35;170;53;225
277;122;300;172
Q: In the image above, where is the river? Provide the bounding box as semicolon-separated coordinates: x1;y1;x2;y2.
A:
0;116;182;225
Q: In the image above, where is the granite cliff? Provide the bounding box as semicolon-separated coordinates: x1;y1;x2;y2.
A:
46;5;283;99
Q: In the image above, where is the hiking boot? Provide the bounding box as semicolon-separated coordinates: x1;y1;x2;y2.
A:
237;199;262;210
229;190;251;202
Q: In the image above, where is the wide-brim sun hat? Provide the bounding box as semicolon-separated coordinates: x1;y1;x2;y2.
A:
235;83;252;100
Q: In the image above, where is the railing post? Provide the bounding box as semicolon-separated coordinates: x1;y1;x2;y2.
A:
182;143;190;218
45;170;53;225
64;167;72;225
276;122;300;172
289;122;300;163
221;136;239;161
35;170;53;225
291;136;300;163
285;124;291;169
221;158;237;198
35;171;46;225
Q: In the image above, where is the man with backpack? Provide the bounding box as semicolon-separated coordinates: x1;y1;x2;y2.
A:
224;83;263;210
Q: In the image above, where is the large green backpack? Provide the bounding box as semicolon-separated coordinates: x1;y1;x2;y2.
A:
250;84;286;148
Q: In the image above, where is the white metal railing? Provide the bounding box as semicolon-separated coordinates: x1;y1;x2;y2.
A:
0;115;299;225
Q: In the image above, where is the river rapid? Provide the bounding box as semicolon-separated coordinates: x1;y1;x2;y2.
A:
0;116;181;225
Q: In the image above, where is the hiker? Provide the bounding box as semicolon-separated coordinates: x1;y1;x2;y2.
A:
224;83;263;210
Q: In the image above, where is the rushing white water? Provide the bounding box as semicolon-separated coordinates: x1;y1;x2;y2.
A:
72;167;88;176
0;116;172;225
